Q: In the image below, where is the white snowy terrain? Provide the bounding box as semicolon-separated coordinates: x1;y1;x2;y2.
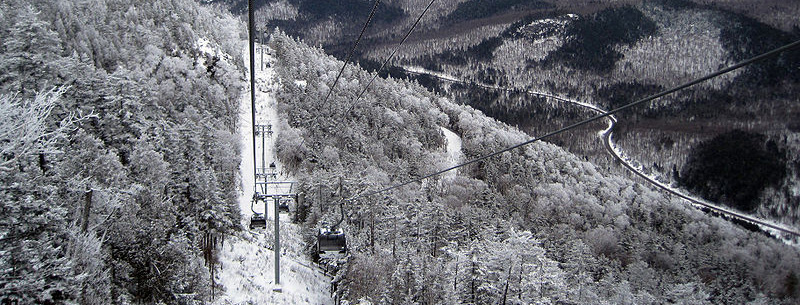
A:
212;44;333;305
440;127;462;177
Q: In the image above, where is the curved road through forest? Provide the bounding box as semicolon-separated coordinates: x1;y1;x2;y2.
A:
399;66;800;239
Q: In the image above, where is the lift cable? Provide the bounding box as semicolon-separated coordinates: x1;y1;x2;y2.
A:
349;39;800;203
248;0;257;186
333;200;346;228
300;0;436;158
350;0;438;108
319;0;383;111
394;67;800;237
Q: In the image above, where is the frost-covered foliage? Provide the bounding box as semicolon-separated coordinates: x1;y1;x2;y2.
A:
270;33;800;304
613;3;737;89
358;0;800;232
256;0;298;21
0;0;244;303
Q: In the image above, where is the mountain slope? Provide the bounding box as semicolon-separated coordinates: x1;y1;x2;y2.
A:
267;32;800;304
358;1;800;229
1;0;245;303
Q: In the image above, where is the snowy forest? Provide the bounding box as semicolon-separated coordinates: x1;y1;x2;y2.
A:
2;0;800;304
1;0;245;303
229;0;800;232
267;32;800;304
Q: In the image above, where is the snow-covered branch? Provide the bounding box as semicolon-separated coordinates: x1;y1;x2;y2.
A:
0;87;91;172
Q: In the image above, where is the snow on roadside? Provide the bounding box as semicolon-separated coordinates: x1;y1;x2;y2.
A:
212;43;333;305
404;63;800;243
403;66;461;83
607;136;800;245
401;65;617;136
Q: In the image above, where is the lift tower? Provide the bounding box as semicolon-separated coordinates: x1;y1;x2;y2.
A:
248;0;283;289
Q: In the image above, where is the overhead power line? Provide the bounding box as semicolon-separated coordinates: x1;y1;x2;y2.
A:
352;0;438;105
248;0;257;186
353;39;800;201
320;0;383;111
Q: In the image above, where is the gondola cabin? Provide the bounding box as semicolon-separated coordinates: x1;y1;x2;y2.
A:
267;162;278;179
278;197;291;213
317;227;347;254
249;213;266;229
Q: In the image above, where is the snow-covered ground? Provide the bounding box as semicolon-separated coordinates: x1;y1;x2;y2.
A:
403;66;461;83
212;43;333;305
440;127;462;178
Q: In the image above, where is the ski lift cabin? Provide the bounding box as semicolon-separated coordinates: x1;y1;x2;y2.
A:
278;197;291;213
317;227;347;254
268;162;277;179
249;195;267;229
249;213;266;229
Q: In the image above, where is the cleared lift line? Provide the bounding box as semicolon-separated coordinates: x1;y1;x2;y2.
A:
349;40;800;237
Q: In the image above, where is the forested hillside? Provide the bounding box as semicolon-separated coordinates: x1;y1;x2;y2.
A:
1;0;244;303
4;0;799;304
268;32;800;304
354;0;800;229
222;0;800;229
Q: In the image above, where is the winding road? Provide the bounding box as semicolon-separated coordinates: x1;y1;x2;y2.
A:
399;66;800;239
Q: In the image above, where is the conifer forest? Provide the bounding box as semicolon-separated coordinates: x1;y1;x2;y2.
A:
1;0;799;304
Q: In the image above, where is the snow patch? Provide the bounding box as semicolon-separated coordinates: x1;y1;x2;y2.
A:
196;37;234;69
517;15;577;38
441;127;462;172
197;37;216;56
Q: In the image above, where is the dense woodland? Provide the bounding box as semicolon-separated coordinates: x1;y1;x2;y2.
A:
1;0;244;303
335;0;800;228
677;130;786;212
441;0;553;24
4;0;800;304
269;33;800;304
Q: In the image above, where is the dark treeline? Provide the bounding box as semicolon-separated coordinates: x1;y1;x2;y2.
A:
716;12;800;86
442;0;553;24
679;130;787;212
541;5;658;73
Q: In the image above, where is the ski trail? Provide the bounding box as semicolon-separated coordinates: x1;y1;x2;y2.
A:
440;127;462;178
213;43;333;305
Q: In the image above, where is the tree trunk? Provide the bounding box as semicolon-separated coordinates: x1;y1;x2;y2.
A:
81;190;92;233
454;256;458;292
517;259;524;301
392;219;397;259
502;264;512;305
370;212;375;254
471;260;476;305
